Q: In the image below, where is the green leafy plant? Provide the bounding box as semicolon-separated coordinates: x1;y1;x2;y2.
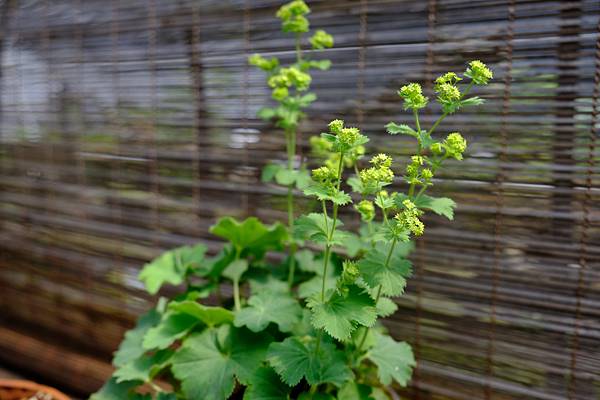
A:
92;1;492;399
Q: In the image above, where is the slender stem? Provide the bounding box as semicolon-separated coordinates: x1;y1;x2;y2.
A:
356;238;397;355
295;33;302;63
233;278;241;311
429;81;474;137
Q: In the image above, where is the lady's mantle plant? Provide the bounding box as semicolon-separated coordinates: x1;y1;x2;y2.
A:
92;1;492;399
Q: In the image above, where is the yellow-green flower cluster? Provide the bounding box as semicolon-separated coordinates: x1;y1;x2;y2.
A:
435;72;462;88
355;199;375;222
267;67;312;100
248;54;279;72
404;155;433;186
394;199;424;237
310;30;333;50
445;132;467;160
465;60;493;85
312;165;336;185
436;83;461;104
360;154;394;194
276;0;310;33
398;83;428;110
327;119;368;151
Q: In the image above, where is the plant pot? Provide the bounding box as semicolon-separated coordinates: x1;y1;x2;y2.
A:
0;379;70;400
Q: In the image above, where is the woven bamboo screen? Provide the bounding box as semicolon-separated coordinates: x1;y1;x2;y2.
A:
0;0;598;399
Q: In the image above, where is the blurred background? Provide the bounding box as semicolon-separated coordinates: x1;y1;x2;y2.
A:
0;0;599;399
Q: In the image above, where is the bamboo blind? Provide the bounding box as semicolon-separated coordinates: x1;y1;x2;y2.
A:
0;0;599;399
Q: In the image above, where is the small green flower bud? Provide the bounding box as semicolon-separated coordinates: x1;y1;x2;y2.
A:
268;73;290;89
379;190;389;198
431;142;444;155
276;0;310;20
444;132;467;160
341;261;360;284
421;168;433;180
398;83;428;110
272;86;289;101
411;155;424;166
328;119;344;134
310;29;334;50
465;60;493;85
355;200;375;222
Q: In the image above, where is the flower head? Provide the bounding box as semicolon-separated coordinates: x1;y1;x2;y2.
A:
328;119;344;135
272;86;289;101
312;166;336;183
465;60;493;85
445;132;467;160
436;83;461;103
435;72;462;89
370;153;392;168
394;199;424;237
310;30;334;50
277;0;310;33
398;83;428;110
338;127;361;148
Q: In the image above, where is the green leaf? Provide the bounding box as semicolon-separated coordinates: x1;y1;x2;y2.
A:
234;290;302;332
294;213;347;246
222;259;249;282
114;349;173;383
306;59;332;70
243;367;290;400
376;297;398;317
396;193;456;220
295;169;312;189
303;184;352;206
138;244;207;295
295;249;321;274
385;122;416;137
307;285;377;341
299;394;335;400
142;311;199;350
113;308;162;367
267;337;352;387
298;274;336;299
357;246;412;296
90;378;146;400
210;217;287;258
461;96;485;107
275;168;297;185
337;381;374;400
171;326;271;400
368;333;415;387
419;195;456;220
169;301;234;327
249;273;289;294
258;107;277;121
262;164;282;183
347;176;364;194
156;394;178;400
298;92;318;106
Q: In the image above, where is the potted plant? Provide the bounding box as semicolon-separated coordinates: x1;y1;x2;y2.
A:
92;1;492;399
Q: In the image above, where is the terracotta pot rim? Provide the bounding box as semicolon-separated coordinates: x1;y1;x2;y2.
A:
0;379;70;400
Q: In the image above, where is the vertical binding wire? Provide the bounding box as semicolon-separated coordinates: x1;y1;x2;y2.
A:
110;0;126;310
147;0;160;245
189;1;202;222
356;0;367;128
485;0;515;398
567;14;600;400
413;0;437;397
242;0;250;215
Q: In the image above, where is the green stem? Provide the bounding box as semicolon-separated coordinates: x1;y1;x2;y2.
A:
355;238;397;355
233;278;241;311
429;81;474;137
